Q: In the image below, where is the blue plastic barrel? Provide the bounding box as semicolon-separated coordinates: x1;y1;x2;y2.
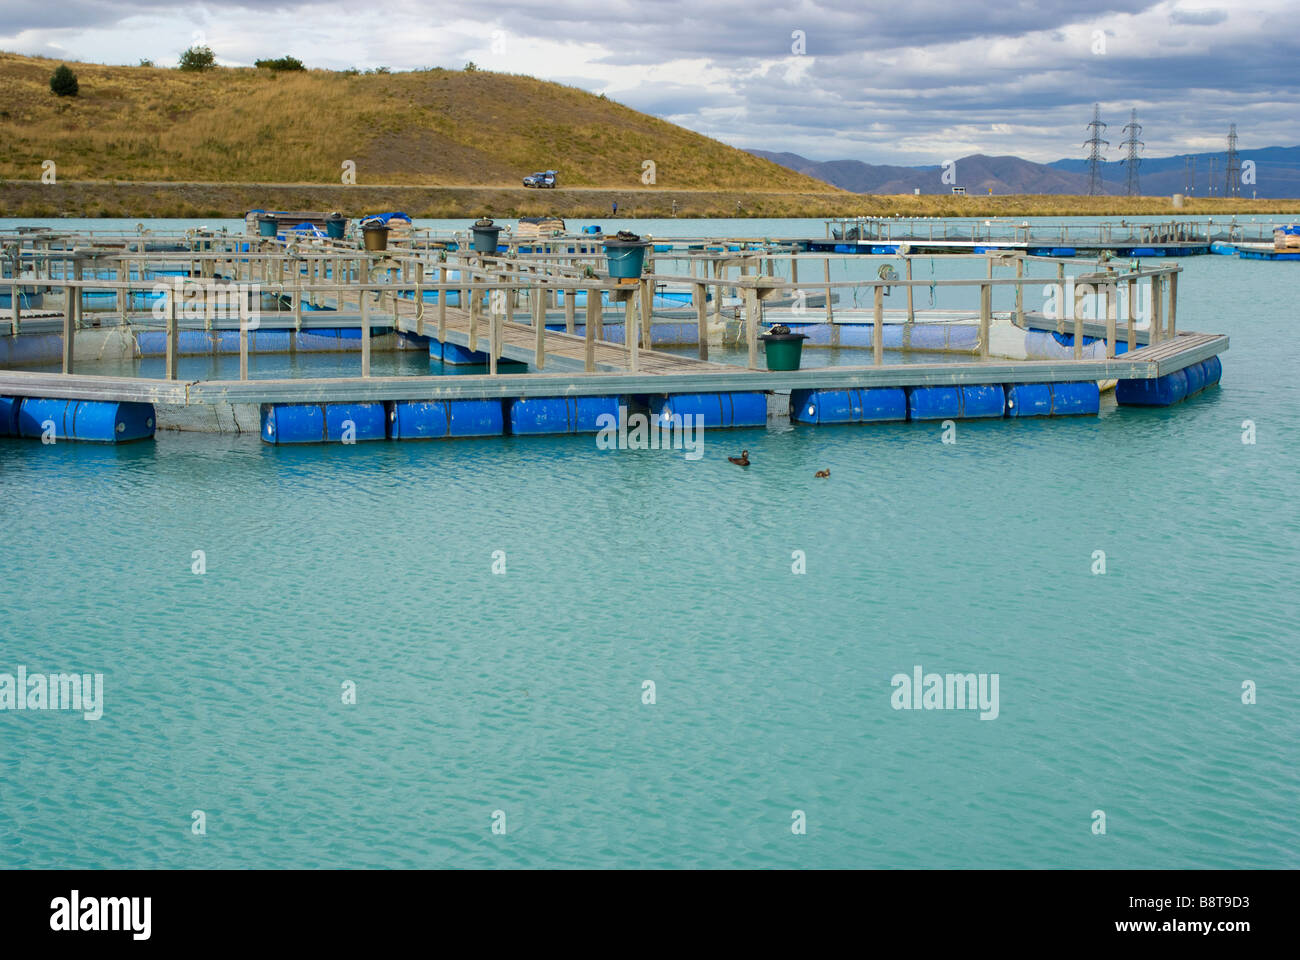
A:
649;392;766;428
1182;361;1206;396
1004;383;1052;418
0;396;21;435
1049;381;1100;415
789;388;906;424
961;385;1005;418
508;396;621;435
1202;355;1222;387
16;398;154;442
1116;368;1189;406
388;399;504;439
906;386;962;420
260;402;385;443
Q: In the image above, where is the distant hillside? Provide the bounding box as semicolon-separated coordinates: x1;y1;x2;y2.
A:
0;52;836;191
754;146;1300;197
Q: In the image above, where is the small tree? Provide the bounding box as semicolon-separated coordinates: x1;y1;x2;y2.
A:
50;65;79;97
178;45;216;71
463;61;478;72
254;56;305;72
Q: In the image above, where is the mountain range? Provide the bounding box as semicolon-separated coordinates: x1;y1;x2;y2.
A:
749;147;1300;198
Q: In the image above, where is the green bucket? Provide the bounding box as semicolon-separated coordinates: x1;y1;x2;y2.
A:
603;239;649;278
759;332;808;371
325;214;345;240
470;223;502;254
256;215;277;238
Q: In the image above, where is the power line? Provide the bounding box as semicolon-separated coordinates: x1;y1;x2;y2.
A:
1083;104;1109;196
1119;109;1143;197
1225;123;1241;198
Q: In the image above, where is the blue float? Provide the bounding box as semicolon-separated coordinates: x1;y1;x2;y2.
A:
1116;368;1189;406
430;339;492;364
15;398;154;442
789;388;906;424
388;399;504;439
906;386;962;420
1047;381;1100;416
0;396;20;436
1202;355;1222;386
508;396;621;435
906;384;1005;420
1004;383;1053;418
1182;360;1207;396
260;402;386;443
648;392;766;428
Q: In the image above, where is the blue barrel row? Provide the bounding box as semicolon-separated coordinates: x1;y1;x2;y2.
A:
0;397;155;442
791;381;1101;424
261;391;769;444
1115;356;1222;406
136;327;385;357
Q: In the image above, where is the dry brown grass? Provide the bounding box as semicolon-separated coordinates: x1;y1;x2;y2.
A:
0;52;837;191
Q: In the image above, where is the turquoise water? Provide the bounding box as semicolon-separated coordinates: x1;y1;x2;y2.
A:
1;218;1298;868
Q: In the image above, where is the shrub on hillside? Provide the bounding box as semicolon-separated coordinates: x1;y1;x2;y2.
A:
255;56;305;72
179;45;216;71
50;65;79;97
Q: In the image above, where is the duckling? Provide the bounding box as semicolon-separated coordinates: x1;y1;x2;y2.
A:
814;468;830;478
728;450;750;467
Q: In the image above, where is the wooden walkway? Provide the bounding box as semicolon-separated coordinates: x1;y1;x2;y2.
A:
384;294;735;376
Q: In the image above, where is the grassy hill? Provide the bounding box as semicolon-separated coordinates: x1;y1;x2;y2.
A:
0;52;836;190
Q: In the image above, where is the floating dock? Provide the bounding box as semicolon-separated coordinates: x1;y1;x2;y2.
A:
811;216;1287;258
0;225;1227;444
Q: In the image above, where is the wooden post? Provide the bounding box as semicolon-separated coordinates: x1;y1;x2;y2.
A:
1014;257;1024;325
1167;271;1177;337
469;274;481;353
585;288;598;372
694;282;708;361
905;257;915;323
717;257;728;329
62;279;75;374
873;283;884;366
360;286;371;377
415;261;425;337
116;257;128;317
293;256;303;332
1150;274;1163;345
626;293;639;372
1105;280;1117;359
564;286;576;334
745;286;760;370
980;282;992;360
489;298;499;376
239;288;249;381
1056;262;1066;334
533;288;546;370
1073;284;1083;360
164;283;177;380
824;257;833;323
438;265;448;343
640;273;653;348
1127;277;1137;352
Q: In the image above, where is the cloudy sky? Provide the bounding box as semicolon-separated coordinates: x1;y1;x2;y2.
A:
4;0;1297;164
